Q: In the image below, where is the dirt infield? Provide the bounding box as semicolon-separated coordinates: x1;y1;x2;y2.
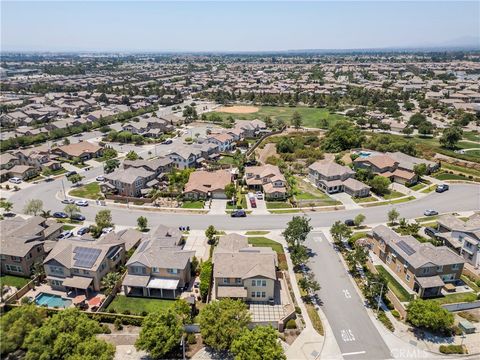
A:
217;105;259;114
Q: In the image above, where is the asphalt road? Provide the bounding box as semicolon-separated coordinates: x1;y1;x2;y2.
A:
306;231;391;359
10;177;480;230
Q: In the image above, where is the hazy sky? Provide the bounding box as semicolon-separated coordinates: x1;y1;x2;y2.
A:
1;1;479;52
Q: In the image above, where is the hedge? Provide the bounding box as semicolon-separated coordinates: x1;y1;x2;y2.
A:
439;345;466;354
199;260;213;301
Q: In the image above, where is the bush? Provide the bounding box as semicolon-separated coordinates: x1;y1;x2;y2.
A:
391;310;401;319
114;318;123;330
102;324;112;334
187;333;197;345
439;345;465;354
295;306;301;314
286;319;297;329
452;325;463;336
199;260;213;301
377;311;394;332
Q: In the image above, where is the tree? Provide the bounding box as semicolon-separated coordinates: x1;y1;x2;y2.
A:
364;272;388;308
63;137;70;146
369;175;391;196
291;111;302;129
282;216;312;248
95;209;113;230
0;305;47;356
354;213;366;228
198;299;251;351
224;183;236;200
413;163;427;178
388;208;400;225
205;225;217;245
137;216;148;231
274;118;286;130
64;204;80;219
298;272;320;296
102;147;118;160
407;299;454;334
23;308;114;360
101;272;121;296
231;326;286;360
440;126;463;149
330;221;352;244
264;116;273;128
23;199;43;216
125;150;139;161
104;159;120;174
322;121;365;152
290;244;309;269
0;200;13;213
408;113;427;127
67;173;83;185
346;246;368;275
418;121;434;136
173;299;193;325
402;127;414;137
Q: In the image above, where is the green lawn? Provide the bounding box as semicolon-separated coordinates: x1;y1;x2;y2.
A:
441;163;480;178
415;215;440;223
410;183;426;191
211;106;347;129
218;156;236;165
69;182;103;200
421;185;436;193
107;295;175;315
382;191;405;200
463;131;480;142
427;292;477;306
0;275;31;289
434;172;470;181
269;209;303;214
245;231;270;235
375;265;414;302
353;196;378;203
293;177;341;205
461;275;480;292
248;237;284;254
363;196;415;207
62;225;75;231
46;168;67;176
266;201;292;209
181;201;204;209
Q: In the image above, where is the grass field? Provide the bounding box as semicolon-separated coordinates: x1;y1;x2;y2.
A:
269;209;303;214
209;106;347;129
434;172;471;181
293;176;341;205
427;292;477;306
421;185;436;193
218;156;236;165
0;275;31;289
382;191;405;200
463;131;480;142
375;265;414;302
266;201;292;209
181;201;204;209
69;182;103;200
245;231;270;235
107;295;175;315
306;303;324;336
440;163;480;178
409;183;427;191
248;237;284;254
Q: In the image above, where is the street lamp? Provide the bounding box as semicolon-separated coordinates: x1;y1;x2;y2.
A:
370;280;385;313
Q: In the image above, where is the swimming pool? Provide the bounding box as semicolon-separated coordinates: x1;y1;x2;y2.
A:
35;292;72;308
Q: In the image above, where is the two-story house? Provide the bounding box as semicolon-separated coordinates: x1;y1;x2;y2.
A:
43;239;125;294
122;225;194;299
103;167;156;197
308;160;370;197
213;233;277;302
369;225;465;298
244;164;287;200
167;147;203;169
206;133;235;152
436;214;480;269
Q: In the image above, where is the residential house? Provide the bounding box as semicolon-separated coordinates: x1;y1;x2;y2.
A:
123;157;174;177
206;133;235;152
7;165;39;180
167;147;203;169
52;141;104;161
436;214;480;269
308;160;370;197
244;164;287;200
234;119;268;138
0;216;62;277
354;153;415;185
213;233;277;301
183;169;232;199
44;239;125;294
122;225;194;298
369;225;465;298
102;167;156;197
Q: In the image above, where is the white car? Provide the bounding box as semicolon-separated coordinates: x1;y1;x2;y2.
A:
9;177;22;184
424;209;439;216
256;191;263;200
58;230;73;240
102;227;114;234
75;200;89;207
96;176;105;182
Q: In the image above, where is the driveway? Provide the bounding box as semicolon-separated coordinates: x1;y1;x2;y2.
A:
209;199;228;215
329;192;362;210
305;231;391;359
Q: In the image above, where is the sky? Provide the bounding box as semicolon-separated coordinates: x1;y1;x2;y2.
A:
1;1;479;52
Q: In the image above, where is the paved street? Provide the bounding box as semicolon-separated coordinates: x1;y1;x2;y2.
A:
305;231;391;360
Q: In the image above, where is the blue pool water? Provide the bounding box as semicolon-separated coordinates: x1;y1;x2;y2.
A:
35;293;72;308
358;151;371;158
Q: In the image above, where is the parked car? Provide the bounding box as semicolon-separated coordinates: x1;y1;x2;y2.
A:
77;226;90;236
71;213;86;221
75;200;89;207
424;227;438;238
102;227;114;234
53;211;68;218
9;177;22;184
344;219;355;226
161;139;173;145
436;184;449;193
73;133;83;137
256;191;263;200
61;198;75;204
250;198;257;208
96;175;105;182
44;176;54;182
65;171;77;178
231;210;247;218
424;209;439;216
57;230;73;239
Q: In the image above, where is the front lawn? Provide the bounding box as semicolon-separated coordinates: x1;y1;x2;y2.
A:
181;201;204;209
62;225;75;231
0;275;31;289
69;182;103;200
107;295;175;315
248;237;284;254
410;183;426;191
433;172;470;181
375;265;414;302
382;191;405;200
266;201;292;209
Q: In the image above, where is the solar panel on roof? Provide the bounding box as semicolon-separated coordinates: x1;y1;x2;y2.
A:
397;240;416;256
73;247;101;269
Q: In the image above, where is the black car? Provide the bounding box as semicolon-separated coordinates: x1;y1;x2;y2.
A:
344;219;355;226
77;226;90;235
65;171;78;178
53;211;68;219
424;227;438;238
71;213;86;221
436;184;449;193
231;210;247;218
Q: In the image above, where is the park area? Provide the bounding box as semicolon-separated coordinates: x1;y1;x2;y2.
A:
210;105;347;129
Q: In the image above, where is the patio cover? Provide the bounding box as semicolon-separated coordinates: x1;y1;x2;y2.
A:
217;286;248;298
62;276;92;290
147;278;179;290
416;275;444;288
123;274;150;288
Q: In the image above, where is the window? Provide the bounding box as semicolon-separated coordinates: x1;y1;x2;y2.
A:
452;264;461;270
131;266;146;275
11;256;21;263
37;246;42;253
50;266;64;276
256;291;262;298
83;270;89;275
72;268;79;274
5;264;22;273
152;267;159;273
251;280;256;286
51;280;63;286
406;274;411;282
251;292;256;298
223;278;230;284
422;267;429;274
235;278;242;284
436;266;443;272
167;268;179;274
261;280;267;287
261;292;266;298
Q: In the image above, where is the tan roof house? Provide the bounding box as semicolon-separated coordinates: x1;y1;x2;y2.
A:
244;164;287;200
52;141;103;160
184;169;232;200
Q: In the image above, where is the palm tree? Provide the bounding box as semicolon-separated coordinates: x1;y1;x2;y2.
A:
101;272;121;296
31;262;45;285
64;204;80;219
40;209;51;219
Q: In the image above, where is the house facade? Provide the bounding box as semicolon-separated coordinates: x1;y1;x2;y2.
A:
183;169;232;200
244;164;287;200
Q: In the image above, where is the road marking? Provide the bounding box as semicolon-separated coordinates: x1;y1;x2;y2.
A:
342;351;366;356
313;236;323;243
343;289;351;299
340;329;356;342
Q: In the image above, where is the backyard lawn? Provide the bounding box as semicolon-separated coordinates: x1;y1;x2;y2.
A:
181;201;204;209
107;295;175;315
69;182;103;200
427;291;478;306
0;275;31;289
211;106;347;129
375;265;414;302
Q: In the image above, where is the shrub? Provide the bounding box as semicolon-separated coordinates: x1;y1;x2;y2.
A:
439;345;465;354
377;311;394;332
391;310;401;319
199;260;213;301
114;318;123;330
295;306;301;314
452;325;463;336
123;310;131;315
187;333;197;345
286;319;297;329
108;308;116;313
102;324;112;334
140;311;148;317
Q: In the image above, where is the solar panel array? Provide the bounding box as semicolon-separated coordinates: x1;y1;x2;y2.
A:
397;240;416;256
73;247;101;269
